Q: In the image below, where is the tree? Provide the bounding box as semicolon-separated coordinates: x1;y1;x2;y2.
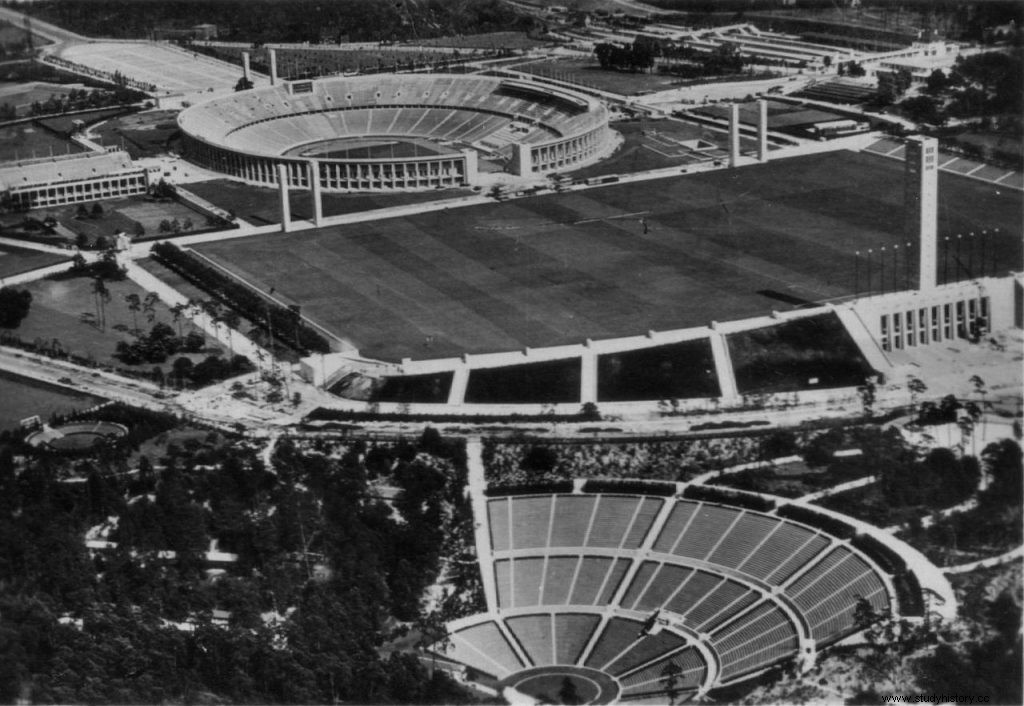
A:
124;293;141;334
857;378;877;418
91;203;104;218
0;287;32;328
925;68;948;94
133;221;145;237
91;277;110;331
900;95;945;125
170;302;186;337
907;375;927;411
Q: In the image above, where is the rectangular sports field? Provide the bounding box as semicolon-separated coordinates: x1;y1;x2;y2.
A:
194;150;1023;362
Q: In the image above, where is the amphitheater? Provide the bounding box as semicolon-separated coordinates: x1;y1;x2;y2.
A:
177;74;613;190
439;483;955;703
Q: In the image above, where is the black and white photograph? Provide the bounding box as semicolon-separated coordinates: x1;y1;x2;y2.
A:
0;0;1020;703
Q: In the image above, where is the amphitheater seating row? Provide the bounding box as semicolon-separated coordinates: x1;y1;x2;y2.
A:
494;555;632;609
710;601;799;682
505;612;602;667
618;645;706;699
489;495;890;648
181;75;606;156
448;620;524;678
786;547;889;643
652;501;832;584
488;495;664;553
621;562;762;634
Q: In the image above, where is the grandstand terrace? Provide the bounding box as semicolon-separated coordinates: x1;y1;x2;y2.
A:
178;74;612;190
439;485;950;701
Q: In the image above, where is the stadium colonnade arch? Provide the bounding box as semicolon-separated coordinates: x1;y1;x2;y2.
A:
177;73;613;191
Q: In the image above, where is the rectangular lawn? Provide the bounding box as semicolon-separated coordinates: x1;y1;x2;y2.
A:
193;150;1023;362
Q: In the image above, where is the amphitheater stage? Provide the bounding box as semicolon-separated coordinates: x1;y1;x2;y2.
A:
498;666;620;704
193;150;1022;363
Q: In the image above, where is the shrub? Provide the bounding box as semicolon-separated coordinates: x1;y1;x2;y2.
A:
682;484;776;512
151;241;330;354
776;504;856;540
484;480;574;496
582;479;676;496
852;533;906;575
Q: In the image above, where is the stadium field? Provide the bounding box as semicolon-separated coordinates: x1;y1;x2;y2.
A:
287;138;454;160
194;150;1022;362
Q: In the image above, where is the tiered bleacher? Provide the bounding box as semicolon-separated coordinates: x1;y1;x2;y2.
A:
444;488;911;699
178;73;610;189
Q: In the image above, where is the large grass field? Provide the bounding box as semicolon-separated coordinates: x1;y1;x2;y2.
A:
11;275;229;370
194;150;1023;362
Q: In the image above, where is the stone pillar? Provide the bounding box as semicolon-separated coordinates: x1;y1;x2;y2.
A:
268;48;278;86
580;347;598;404
447;366;469;405
511;143;531;177
461;148;478;186
308;160;323;226
277;163;291;232
729;103;740;168
905;136;939;290
757;99;769;162
242;51;252;83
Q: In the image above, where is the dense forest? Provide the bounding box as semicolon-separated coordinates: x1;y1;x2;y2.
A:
13;0;532;44
0;411;480;704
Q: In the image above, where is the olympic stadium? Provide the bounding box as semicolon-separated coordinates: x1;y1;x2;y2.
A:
177;74;614;191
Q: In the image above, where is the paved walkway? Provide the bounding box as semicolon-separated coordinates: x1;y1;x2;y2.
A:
465;438;497;612
944;546;1023;575
798;475;877;503
124;260;274;366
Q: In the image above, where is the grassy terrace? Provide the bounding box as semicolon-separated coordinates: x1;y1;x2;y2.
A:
193;150;1022;362
0;244;69;278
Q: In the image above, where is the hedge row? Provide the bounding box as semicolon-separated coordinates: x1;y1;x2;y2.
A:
582;479;677;496
682;484;776;512
305;407;598;424
151;241;330;354
484;481;574;497
893;570;925;617
852;533;907;575
776;504;857;540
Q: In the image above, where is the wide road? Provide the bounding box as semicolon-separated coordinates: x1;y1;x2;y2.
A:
0;346;167;412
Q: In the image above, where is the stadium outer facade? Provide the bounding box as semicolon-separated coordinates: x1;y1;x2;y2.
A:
177;74;613;191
